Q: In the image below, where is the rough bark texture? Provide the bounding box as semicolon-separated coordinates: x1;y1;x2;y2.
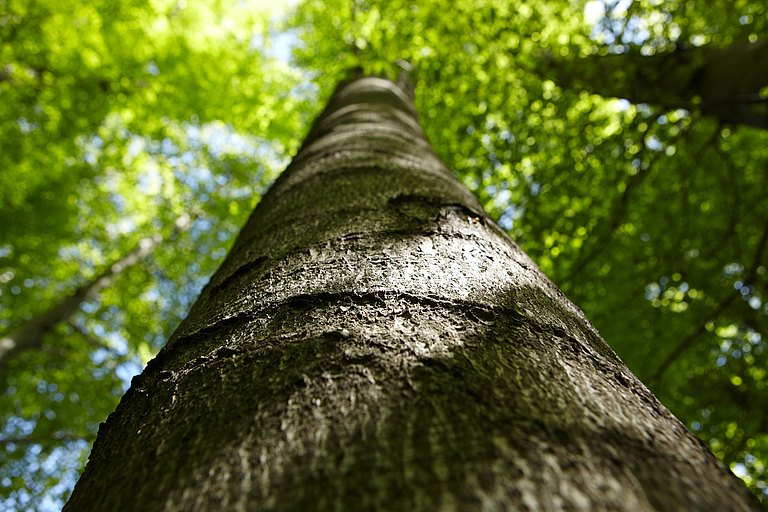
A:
66;76;760;511
548;41;768;130
0;214;190;371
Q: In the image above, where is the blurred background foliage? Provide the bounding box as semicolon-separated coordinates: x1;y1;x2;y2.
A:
1;0;766;508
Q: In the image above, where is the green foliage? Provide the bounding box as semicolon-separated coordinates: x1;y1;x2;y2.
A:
0;0;309;509
587;0;766;49
1;0;766;508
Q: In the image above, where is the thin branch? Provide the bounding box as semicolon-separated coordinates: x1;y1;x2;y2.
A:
648;294;737;386
0;214;192;370
713;138;744;261
0;432;95;446
672;123;722;256
66;320;125;358
559;117;691;287
650;217;768;383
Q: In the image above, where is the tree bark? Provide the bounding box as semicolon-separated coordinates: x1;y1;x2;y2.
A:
547;41;768;130
65;76;760;511
0;214;190;370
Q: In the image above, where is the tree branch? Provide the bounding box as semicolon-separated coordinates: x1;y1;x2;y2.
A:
0;214;192;370
544;40;768;130
650;217;768;383
0;432;94;446
558;118;691;287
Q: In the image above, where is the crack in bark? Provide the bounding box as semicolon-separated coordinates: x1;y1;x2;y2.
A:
210;256;269;294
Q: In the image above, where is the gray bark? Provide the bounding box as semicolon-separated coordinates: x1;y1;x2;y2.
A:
0;214;190;370
65;76;760;511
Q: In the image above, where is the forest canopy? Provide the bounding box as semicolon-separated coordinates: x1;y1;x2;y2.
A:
1;0;766;509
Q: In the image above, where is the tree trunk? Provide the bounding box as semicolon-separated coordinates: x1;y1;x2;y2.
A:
546;41;768;130
0;214;191;370
65;75;760;511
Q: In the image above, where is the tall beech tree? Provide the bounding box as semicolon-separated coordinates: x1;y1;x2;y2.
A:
66;76;759;510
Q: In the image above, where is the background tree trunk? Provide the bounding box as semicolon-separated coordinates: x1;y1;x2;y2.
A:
65;76;759;511
546;41;768;129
